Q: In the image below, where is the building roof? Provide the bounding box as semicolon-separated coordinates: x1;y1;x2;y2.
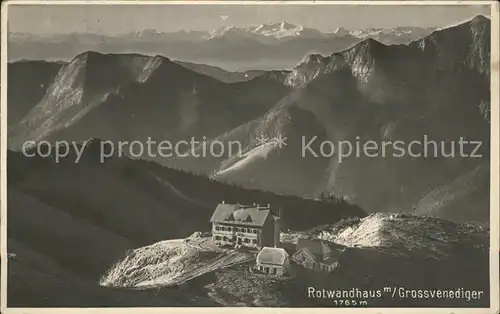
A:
322;256;339;265
210;203;271;227
296;239;344;264
256;247;289;266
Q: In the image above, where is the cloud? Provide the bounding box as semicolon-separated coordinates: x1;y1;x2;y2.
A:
220;15;229;21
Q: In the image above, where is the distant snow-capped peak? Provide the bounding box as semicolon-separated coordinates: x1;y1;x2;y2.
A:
205;26;237;39
249;22;315;38
347;27;434;39
201;22;435;42
205;22;322;40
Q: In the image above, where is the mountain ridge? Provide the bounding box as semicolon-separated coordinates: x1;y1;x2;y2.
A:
284;15;490;88
6;14;493;307
7;15;492;225
172;15;491;221
8;50;291;150
8;19;442;70
11;20;436;43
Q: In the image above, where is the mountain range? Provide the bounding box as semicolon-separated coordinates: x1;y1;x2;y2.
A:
8;22;436;70
5;14;493;307
204;22;436;44
8;15;491;226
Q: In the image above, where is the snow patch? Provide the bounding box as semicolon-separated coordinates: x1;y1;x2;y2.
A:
215;140;280;177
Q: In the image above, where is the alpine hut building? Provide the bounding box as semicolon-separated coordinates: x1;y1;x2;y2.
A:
210;202;281;249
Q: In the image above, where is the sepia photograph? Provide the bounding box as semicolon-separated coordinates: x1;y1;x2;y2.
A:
0;1;499;311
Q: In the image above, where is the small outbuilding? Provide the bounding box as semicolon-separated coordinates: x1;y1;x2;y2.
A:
255;246;290;276
291;239;343;274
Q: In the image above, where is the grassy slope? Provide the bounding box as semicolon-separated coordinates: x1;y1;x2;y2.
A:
7;146;364;307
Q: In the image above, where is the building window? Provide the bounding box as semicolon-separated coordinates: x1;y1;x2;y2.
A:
252;239;257;244
215;236;221;240
215;226;220;231
253;229;258;234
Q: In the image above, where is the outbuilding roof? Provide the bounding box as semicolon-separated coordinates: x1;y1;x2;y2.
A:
256;247;289;266
296;239;344;264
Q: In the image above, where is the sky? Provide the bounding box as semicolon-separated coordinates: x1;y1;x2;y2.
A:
7;3;491;35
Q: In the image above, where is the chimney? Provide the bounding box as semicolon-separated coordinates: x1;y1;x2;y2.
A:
222;200;225;204
273;206;281;248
